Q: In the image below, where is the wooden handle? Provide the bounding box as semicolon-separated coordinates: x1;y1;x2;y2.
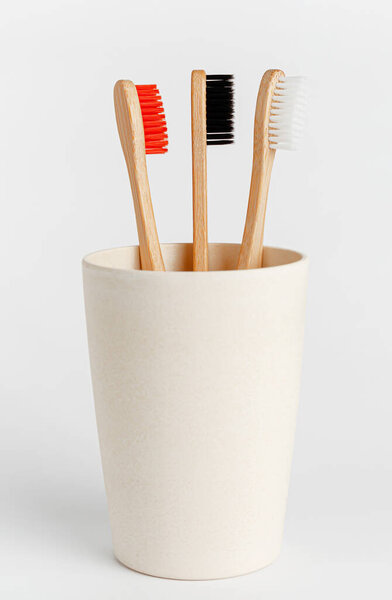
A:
237;69;285;270
191;70;208;271
114;80;165;271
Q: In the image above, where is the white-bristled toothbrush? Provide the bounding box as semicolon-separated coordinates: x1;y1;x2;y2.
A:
238;69;306;269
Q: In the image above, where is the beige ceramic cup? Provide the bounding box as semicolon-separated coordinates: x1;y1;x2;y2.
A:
83;243;308;580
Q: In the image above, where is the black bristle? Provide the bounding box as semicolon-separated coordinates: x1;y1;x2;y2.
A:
206;74;234;145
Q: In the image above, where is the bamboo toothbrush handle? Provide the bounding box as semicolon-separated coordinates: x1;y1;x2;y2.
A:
237;69;284;269
114;80;165;271
191;70;208;271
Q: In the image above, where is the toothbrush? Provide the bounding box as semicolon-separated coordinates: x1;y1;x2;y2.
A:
191;71;234;271
237;70;306;269
114;80;168;271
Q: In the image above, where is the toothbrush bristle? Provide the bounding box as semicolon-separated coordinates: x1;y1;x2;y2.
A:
136;84;168;154
206;74;234;145
268;76;307;151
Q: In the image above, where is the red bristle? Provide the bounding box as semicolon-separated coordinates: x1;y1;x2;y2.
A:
135;84;168;154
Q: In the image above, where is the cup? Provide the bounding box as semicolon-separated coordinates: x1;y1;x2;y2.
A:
83;243;308;580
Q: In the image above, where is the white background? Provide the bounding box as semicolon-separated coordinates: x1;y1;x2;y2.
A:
1;0;391;597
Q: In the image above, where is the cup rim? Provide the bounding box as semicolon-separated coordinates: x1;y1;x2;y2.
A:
82;242;308;276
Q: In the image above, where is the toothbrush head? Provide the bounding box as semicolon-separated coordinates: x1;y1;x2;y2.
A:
135;84;168;154
268;76;307;151
206;74;234;145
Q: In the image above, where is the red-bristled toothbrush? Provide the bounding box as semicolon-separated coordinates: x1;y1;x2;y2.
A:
114;80;168;271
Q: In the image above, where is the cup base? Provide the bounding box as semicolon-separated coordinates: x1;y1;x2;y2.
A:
114;550;281;581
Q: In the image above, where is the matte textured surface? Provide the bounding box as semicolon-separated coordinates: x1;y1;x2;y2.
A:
83;244;308;579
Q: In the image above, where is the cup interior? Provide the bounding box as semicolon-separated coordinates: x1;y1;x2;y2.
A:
84;243;304;272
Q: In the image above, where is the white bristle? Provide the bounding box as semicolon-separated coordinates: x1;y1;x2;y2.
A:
268;76;307;150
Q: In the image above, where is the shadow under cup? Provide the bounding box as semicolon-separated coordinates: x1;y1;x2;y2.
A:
83;243;308;580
